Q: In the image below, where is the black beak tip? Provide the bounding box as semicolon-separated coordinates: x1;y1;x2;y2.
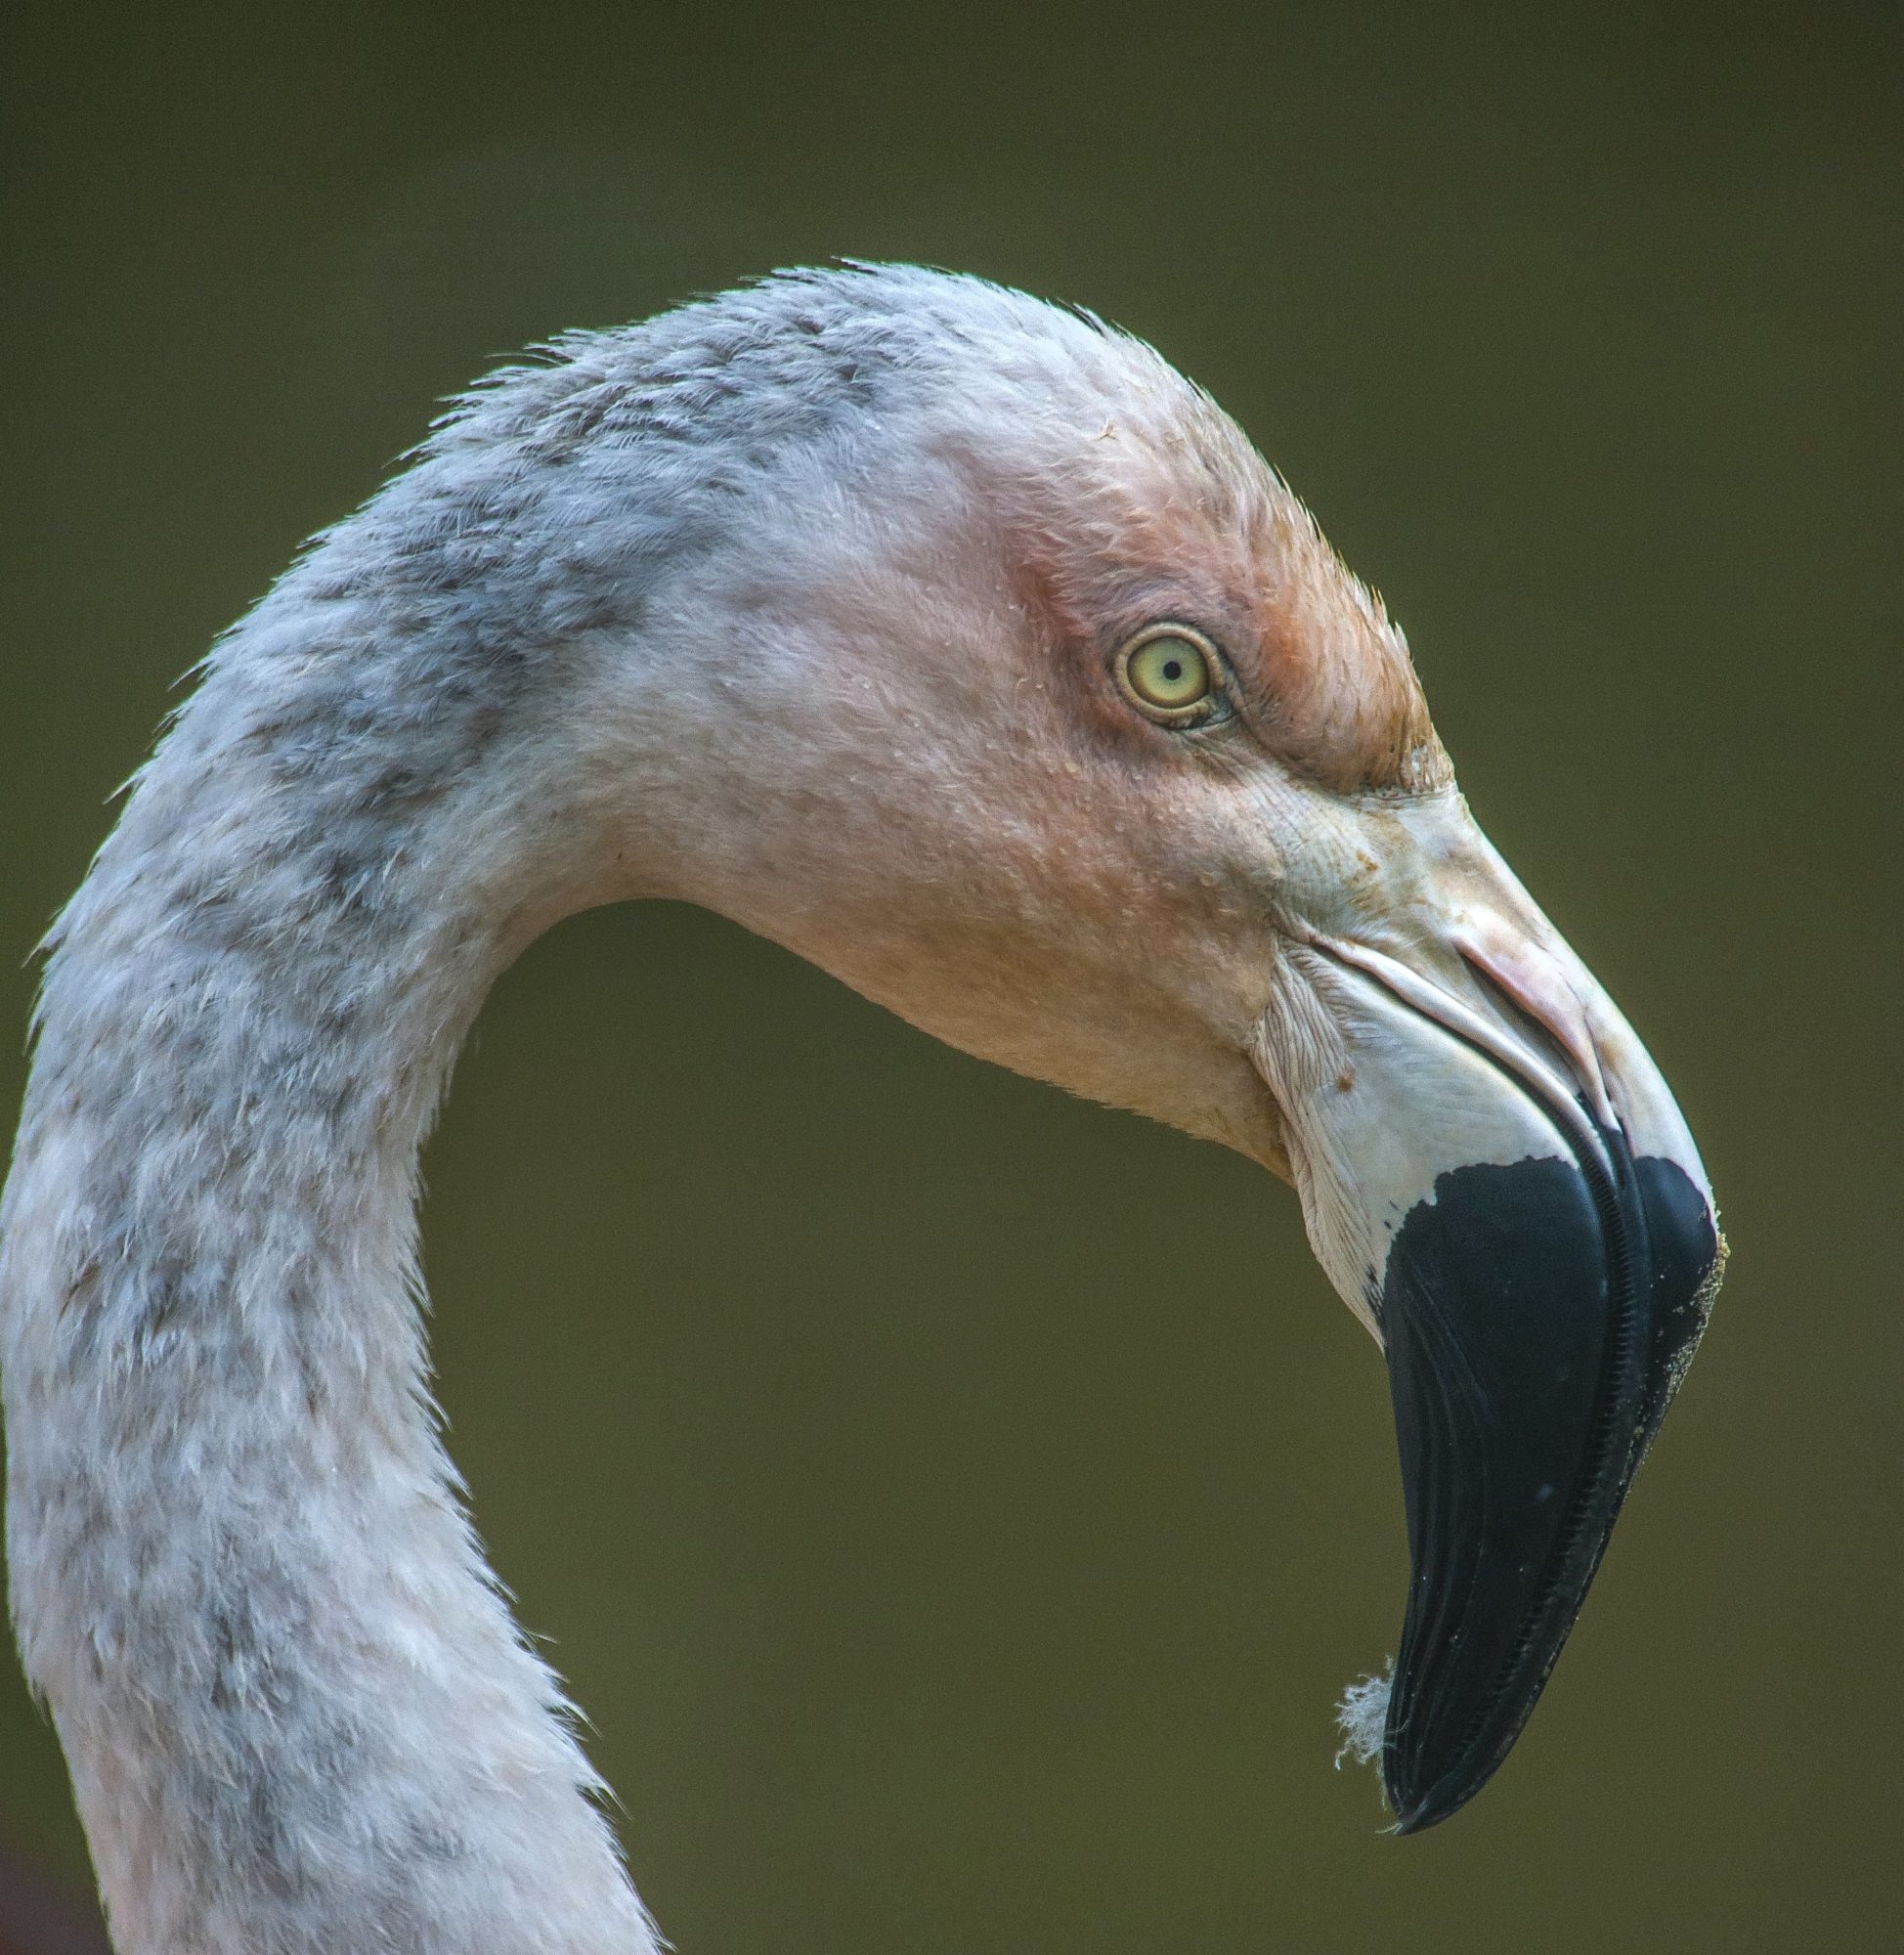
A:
1389;1798;1440;1839
1383;1744;1507;1836
1373;1144;1719;1834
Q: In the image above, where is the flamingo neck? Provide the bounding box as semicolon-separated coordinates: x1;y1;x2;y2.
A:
0;589;664;1952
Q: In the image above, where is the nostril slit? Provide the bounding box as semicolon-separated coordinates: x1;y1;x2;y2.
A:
1459;949;1531;1024
1459;951;1593;1111
1306;929;1615;1185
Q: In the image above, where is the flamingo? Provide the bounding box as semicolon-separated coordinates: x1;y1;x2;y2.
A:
0;265;1723;1954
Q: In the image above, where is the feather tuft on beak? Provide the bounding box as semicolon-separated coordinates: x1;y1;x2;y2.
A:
1334;1662;1395;1781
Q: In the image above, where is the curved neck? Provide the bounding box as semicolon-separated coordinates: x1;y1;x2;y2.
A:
1;584;665;1951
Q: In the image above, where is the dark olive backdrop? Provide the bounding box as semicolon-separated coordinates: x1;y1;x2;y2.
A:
2;4;1897;1950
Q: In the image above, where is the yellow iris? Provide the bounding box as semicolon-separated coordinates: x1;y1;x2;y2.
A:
1123;630;1214;712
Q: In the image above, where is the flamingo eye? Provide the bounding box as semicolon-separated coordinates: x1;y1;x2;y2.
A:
1119;628;1218;717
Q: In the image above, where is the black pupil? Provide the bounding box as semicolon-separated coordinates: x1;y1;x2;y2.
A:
1162;659;1183;681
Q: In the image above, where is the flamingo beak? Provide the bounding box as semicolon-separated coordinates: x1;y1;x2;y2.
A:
1251;818;1724;1832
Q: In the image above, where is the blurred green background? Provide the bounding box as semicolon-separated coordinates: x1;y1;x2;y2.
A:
1;2;1896;1949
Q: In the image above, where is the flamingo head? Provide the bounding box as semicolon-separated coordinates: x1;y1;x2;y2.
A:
553;269;1724;1829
